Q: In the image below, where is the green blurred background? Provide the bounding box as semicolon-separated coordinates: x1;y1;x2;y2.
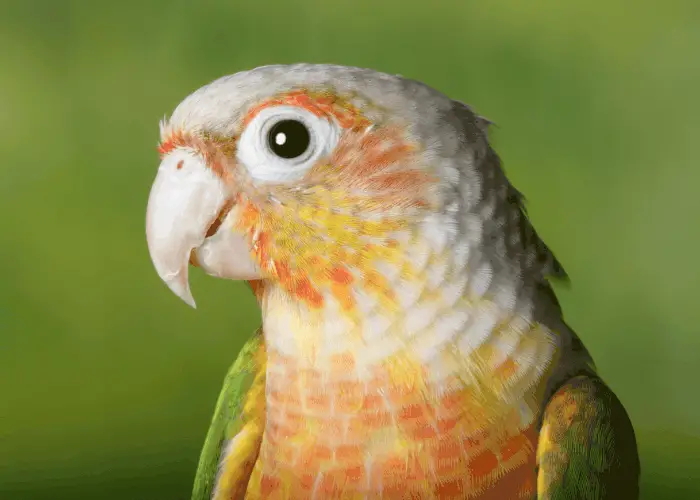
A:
1;0;699;498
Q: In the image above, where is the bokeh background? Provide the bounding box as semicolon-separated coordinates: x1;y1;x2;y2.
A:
2;0;699;498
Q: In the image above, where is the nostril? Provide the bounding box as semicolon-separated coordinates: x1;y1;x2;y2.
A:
205;199;235;238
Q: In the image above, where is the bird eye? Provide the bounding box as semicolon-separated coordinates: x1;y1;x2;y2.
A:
236;105;340;182
267;119;311;159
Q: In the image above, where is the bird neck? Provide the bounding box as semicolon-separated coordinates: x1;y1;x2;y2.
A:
259;265;559;422
253;275;557;496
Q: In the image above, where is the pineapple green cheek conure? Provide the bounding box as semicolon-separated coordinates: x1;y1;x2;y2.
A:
145;64;640;499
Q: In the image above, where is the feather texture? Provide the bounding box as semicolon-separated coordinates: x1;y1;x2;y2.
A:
147;64;640;499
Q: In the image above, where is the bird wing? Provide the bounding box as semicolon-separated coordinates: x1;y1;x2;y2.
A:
191;328;266;500
536;375;640;499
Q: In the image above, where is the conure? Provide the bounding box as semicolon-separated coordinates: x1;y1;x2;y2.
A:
146;64;640;499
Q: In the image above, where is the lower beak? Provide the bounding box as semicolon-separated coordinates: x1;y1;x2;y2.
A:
145;149;260;307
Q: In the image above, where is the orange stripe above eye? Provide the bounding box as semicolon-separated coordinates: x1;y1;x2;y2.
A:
242;89;372;131
158;90;371;164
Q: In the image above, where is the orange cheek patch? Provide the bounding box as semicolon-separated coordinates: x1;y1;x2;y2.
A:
238;193;403;312
233;90;439;313
235;197;327;308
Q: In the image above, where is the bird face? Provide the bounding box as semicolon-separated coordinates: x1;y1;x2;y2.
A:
147;65;454;312
147;63;565;325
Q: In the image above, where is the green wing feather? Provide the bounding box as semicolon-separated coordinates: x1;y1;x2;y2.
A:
191;329;265;500
537;375;640;499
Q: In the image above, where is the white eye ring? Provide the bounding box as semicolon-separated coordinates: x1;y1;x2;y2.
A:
236;105;340;182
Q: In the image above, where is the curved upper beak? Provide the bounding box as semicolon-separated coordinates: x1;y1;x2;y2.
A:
146;149;261;308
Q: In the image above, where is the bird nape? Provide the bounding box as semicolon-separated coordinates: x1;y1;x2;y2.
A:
145;64;640;500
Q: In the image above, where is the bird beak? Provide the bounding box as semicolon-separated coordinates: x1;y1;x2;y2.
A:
146;149;261;308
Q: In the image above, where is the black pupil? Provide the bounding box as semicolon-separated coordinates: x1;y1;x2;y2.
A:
267;120;311;159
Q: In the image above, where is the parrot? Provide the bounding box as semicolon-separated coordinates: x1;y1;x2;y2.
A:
145;64;640;499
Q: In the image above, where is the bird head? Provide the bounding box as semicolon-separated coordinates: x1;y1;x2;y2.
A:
146;64;564;320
